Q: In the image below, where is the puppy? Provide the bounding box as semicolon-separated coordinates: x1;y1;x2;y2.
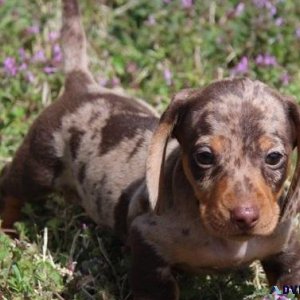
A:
1;0;300;299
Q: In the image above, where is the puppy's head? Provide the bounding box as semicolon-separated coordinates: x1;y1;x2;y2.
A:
147;78;300;240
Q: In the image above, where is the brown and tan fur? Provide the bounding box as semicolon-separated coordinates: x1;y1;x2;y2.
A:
1;1;300;299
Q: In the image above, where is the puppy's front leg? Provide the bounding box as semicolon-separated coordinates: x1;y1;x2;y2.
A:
129;227;179;300
261;230;300;287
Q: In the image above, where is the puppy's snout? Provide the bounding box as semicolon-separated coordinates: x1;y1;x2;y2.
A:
230;205;259;230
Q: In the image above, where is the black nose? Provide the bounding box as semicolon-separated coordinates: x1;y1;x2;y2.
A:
230;205;259;230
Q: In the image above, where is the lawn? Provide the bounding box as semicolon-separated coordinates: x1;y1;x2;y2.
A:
1;0;300;299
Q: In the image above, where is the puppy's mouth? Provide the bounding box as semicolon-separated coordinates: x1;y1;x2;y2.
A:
201;213;279;241
228;232;256;242
206;223;256;241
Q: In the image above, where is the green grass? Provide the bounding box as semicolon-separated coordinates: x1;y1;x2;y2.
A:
1;0;300;299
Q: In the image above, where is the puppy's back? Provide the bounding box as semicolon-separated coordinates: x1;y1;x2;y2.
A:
0;0;158;231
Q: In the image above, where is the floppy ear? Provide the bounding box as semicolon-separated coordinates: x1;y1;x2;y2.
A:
281;99;300;220
146;89;195;213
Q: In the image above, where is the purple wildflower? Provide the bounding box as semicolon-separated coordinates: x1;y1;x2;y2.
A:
235;2;245;16
26;71;35;83
280;72;290;86
52;44;62;63
255;54;277;67
53;44;61;55
18;48;26;61
26;25;39;35
181;0;193;8
3;57;18;76
44;66;57;74
255;54;264;65
98;77;108;87
296;27;300;39
264;54;277;66
275;17;283;26
266;1;276;16
111;76;120;87
163;67;172;85
33;49;46;62
252;0;276;16
252;0;268;8
145;15;156;26
231;56;249;75
0;0;5;5
18;62;28;71
49;31;59;42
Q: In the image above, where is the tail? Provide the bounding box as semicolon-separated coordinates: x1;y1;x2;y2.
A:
61;0;89;73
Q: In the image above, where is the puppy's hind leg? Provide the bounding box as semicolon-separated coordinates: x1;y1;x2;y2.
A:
0;163;23;230
0;131;63;232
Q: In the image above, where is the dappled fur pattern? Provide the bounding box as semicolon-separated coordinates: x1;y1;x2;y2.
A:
1;0;300;299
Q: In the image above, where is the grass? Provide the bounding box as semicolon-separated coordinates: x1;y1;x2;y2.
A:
1;0;300;299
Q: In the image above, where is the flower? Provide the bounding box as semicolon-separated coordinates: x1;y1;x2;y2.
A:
255;54;277;67
231;56;249;75
252;0;277;16
145;15;156;26
26;25;39;35
26;71;35;83
111;76;120;87
48;31;59;42
52;44;62;64
235;2;245;16
98;77;108;87
280;72;290;86
266;2;276;16
181;0;193;8
18;48;26;61
163;67;172;85
252;0;267;8
32;49;46;62
296;27;300;39
263;54;277;66
18;62;28;71
44;66;57;74
275;17;283;26
3;57;18;76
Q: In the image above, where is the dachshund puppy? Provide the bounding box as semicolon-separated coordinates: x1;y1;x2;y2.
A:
1;0;300;299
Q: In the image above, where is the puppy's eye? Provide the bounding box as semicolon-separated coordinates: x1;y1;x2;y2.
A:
265;151;283;167
194;148;214;168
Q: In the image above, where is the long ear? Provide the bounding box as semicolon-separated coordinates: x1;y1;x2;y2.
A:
281;99;300;220
146;89;195;213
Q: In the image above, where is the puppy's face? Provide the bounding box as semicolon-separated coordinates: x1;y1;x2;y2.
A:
175;79;295;240
147;78;300;241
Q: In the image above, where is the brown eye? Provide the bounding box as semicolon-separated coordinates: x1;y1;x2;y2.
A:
194;148;215;168
265;151;283;167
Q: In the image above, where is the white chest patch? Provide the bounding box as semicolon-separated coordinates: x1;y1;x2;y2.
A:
135;214;292;271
